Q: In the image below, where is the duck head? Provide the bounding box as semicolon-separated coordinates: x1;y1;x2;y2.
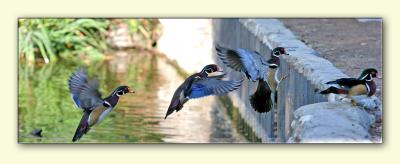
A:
103;86;135;108
199;64;223;77
358;68;379;81
113;86;135;96
272;47;289;57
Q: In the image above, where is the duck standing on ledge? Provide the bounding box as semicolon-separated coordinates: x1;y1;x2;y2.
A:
320;68;378;105
215;44;288;113
165;64;243;119
68;68;135;142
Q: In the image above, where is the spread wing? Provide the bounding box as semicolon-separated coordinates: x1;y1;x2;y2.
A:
216;44;268;81
68;68;103;111
246;50;268;81
215;44;245;72
189;77;243;99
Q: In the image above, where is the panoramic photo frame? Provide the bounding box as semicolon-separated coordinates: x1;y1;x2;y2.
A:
18;18;383;143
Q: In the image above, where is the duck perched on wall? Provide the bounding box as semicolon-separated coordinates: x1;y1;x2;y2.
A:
320;68;378;105
164;64;243;119
68;68;135;142
215;44;288;113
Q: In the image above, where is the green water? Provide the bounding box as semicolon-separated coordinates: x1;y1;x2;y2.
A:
18;49;249;143
218;96;262;143
18;50;165;143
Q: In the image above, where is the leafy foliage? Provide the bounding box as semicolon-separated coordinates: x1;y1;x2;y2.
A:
19;19;161;67
19;19;111;65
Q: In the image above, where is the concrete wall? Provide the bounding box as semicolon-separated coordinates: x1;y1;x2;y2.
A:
213;19;276;142
212;19;378;143
288;102;375;143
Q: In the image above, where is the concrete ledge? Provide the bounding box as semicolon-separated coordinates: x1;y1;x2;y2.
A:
214;19;380;142
239;19;349;90
288;102;375;143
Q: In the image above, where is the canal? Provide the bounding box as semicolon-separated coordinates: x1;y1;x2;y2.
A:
18;49;247;143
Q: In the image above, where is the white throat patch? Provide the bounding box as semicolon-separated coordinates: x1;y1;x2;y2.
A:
269;63;278;67
104;100;111;107
365;74;373;81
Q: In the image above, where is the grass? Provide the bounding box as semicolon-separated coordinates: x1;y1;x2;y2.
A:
18;18;161;67
19;19;111;66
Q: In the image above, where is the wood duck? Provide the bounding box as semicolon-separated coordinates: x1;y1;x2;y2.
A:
271;47;289;58
164;64;243;119
68;68;135;142
320;68;378;104
266;57;287;102
215;44;288;113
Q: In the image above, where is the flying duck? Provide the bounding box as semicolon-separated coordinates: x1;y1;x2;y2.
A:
164;64;243;119
215;44;288;113
68;68;135;142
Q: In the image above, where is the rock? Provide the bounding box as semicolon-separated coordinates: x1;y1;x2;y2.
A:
31;129;42;137
106;21;159;49
351;95;382;121
107;23;134;49
360;42;368;46
288;102;375;143
352;95;381;110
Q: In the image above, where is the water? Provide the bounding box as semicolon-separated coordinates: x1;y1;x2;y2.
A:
18;49;246;143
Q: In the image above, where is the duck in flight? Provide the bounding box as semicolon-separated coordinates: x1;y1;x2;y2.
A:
215;44;288;113
68;68;135;142
164;64;243;119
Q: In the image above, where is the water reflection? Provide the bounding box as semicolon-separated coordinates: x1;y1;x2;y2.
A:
18;49;246;143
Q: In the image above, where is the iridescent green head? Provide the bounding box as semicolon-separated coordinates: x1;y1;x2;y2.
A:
358;68;378;81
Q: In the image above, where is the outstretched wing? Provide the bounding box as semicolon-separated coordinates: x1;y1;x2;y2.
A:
215;44;267;81
189;77;243;99
215;44;245;72
245;50;268;81
68;68;103;111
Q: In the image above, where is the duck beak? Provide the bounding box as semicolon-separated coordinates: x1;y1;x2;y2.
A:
283;47;298;55
128;87;135;93
284;50;289;55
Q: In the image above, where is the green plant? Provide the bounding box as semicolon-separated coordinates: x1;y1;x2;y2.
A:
19;19;111;66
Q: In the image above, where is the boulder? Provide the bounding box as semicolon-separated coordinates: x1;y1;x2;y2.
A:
288;102;375;143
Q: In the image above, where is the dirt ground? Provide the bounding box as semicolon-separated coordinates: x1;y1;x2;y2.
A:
281;19;382;98
280;19;382;142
